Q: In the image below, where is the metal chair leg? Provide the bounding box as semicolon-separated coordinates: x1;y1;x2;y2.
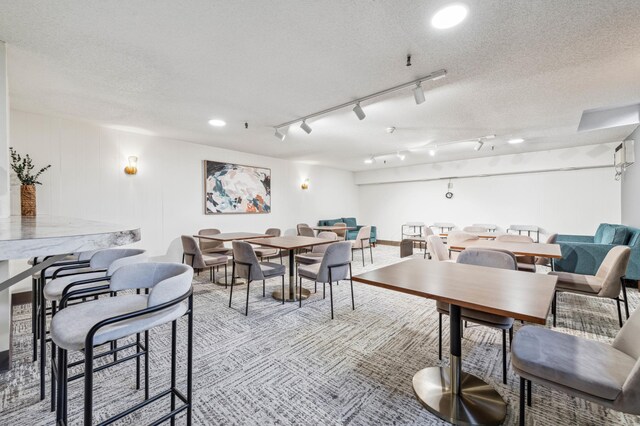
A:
552;291;557;327
519;377;525;426
369;244;373;264
438;313;442;360
299;276;302;308
84;341;94;425
229;264;235;308
616;297;623;327
170;320;177;426
50;301;57;412
329;282;334;319
621;279;630;319
502;329;507;384
282;275;285;305
361;247;365;267
527;379;532;407
245;281;251;316
349;264;354;310
262;280;265;297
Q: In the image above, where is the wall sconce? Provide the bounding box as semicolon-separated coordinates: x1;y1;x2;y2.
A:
301;178;310;190
124;156;138;175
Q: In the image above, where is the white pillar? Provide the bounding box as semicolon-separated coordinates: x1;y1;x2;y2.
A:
0;40;11;368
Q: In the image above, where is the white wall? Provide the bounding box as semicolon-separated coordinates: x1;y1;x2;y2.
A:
356;145;621;241
622;126;640;228
8;110;359;281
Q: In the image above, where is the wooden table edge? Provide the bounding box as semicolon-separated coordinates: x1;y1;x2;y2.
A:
447;244;562;258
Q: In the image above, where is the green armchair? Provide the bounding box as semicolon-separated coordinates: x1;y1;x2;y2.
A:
317;217;377;245
555;223;640;281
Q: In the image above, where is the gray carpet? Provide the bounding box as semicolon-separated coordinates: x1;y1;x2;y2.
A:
1;245;639;425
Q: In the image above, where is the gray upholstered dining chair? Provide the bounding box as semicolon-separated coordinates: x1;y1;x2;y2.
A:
296;223;310;235
513;306;640;425
437;248;518;384
351;226;373;266
426;235;452;262
463;225;488;233
536;233;558;269
297;225;315;237
333;222;347;241
229;241;286;315
181;235;230;283
495;234;537;272
253;228;283;263
198;228;232;255
50;262;194;426
295;231;337;265
550;245;631;328
297;241;353;319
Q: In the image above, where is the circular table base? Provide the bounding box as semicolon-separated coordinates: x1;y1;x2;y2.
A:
412;367;506;426
272;288;311;302
214;277;246;286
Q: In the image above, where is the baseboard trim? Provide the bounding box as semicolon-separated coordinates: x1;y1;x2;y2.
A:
11;291;32;306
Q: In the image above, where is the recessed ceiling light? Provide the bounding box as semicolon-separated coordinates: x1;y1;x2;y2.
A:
431;4;468;29
508;138;525;144
208;119;226;127
429;146;437;156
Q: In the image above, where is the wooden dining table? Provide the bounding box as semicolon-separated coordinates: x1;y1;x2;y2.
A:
250;236;334;302
440;232;500;240
447;239;562;259
352;259;557;425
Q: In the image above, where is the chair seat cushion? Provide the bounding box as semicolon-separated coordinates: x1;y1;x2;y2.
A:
254;247;279;257
202;254;229;267
203;247;232;255
43;271;108;301
512;326;635;400
298;263;321;280
50;295;187;351
295;253;324;265
259;262;285;278
550;271;602;294
436;301;514;328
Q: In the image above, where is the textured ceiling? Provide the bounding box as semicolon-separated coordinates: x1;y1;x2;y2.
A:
0;0;639;171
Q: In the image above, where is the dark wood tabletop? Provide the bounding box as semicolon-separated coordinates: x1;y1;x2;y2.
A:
252;235;335;250
447;240;562;258
193;232;270;242
352;259;557;324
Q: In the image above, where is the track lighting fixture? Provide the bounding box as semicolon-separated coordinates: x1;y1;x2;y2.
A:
300;120;312;134
413;83;426;105
353;103;366;120
274;128;286;141
474;140;484;151
272;68;447;135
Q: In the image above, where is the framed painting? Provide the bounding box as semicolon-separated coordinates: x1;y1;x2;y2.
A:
203;160;271;214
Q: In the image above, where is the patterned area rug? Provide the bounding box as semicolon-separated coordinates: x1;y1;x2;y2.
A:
1;245;639;425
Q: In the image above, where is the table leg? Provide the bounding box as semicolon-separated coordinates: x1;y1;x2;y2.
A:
412;304;506;425
272;249;310;302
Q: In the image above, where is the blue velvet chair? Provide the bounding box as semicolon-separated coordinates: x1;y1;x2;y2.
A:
555;223;640;281
317;217;377;245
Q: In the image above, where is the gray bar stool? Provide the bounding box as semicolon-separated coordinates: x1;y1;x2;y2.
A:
50;262;194;425
40;248;147;405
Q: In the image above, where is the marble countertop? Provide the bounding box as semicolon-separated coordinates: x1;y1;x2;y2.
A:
0;216;141;260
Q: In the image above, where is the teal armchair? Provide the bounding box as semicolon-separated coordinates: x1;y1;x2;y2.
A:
555;223;640;281
317;217;377;245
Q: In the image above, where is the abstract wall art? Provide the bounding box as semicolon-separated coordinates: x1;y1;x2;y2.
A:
203;160;271;214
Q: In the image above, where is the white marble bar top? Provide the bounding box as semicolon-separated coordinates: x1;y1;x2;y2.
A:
0;216;141;260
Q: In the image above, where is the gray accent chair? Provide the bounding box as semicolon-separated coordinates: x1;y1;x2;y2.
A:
437;248;518;384
297;241;353;319
296;223;310;235
351;226;373;266
229;241;286;315
253;228;283;263
197;228;232;255
40;248;147;406
50;262;194;425
495;234;537;272
427;235;453;262
513;306;640;425
297;225;315;237
536;233;558;268
181;235;229;284
550;245;631;328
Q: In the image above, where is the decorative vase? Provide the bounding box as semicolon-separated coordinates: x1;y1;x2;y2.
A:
21;184;36;216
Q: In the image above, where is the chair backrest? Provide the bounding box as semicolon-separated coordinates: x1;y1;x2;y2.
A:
596;246;632;298
198;228;224;251
424;227;435;237
457;248;518;271
334;222;347;239
312;232;338;253
232;241;264;281
316;242;351;283
90;248;148;274
110;262;193;307
427;235;449;261
298;226;315;238
463;226;488;233
535;233;558;265
611;307;640;413
545;233;558;244
296;223;309;235
353;226;371;248
265;228;281;237
447;231;480;246
182;235;211;269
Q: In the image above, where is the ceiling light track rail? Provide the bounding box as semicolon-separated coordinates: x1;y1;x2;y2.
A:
273;69;447;130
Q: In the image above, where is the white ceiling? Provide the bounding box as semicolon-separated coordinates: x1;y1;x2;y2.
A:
0;0;639;171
